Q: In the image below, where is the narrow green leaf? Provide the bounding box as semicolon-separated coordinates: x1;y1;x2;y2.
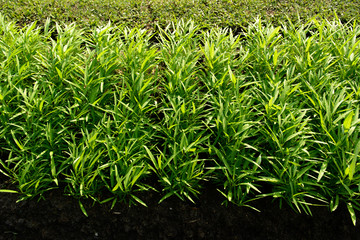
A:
343;111;354;132
227;190;233;202
99;197;115;204
159;192;174;204
317;162;328;182
347;202;356;226
11;131;24;150
267;26;280;44
162;177;171;186
55;67;63;79
144;146;158;169
88;132;98;144
131;194;147;207
0;189;18;193
345;166;350;176
79;200;88;217
349;140;360;181
330;195;339;212
228;66;236;84
139;78;151;95
305;36;314;53
111;198;117;210
181;103;186;114
50;151;58;186
131;167;146;187
273;49;278;66
39;100;44;112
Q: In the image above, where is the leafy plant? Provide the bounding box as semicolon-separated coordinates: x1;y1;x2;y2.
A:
0;15;359;224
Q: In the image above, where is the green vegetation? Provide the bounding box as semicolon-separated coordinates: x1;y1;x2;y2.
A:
0;0;360;30
1;13;359;223
0;0;359;226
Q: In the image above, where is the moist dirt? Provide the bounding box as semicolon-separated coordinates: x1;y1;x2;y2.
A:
1;177;360;240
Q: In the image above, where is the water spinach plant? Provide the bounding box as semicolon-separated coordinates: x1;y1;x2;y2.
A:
0;14;359;224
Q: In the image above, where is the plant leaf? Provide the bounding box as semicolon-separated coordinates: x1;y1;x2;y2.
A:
317;162;328;182
79;200;88;217
181;102;186;114
330;195;339;212
349;140;360;181
0;189;18;193
131;194;147;207
343;111;354;132
347;202;356;226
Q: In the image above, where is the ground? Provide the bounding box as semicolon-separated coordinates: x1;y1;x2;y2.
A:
1;177;360;240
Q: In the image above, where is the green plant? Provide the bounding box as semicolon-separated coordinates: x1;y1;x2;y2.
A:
0;15;359;224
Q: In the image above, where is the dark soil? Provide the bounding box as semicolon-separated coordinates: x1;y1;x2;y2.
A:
1;177;360;240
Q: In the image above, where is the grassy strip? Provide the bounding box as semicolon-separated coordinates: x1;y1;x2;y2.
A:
0;14;360;223
0;0;360;30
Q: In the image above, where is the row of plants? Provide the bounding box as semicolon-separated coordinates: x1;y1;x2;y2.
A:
0;14;359;224
0;0;360;30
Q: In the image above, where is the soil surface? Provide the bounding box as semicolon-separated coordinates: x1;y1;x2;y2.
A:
1;177;360;240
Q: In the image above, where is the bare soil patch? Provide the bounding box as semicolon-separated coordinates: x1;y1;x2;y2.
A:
1;179;359;240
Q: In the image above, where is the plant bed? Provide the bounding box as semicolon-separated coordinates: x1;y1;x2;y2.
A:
0;12;360;239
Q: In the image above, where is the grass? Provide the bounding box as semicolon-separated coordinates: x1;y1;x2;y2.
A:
0;1;360;225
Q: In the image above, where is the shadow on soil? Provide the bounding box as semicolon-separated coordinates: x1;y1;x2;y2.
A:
1;179;360;240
